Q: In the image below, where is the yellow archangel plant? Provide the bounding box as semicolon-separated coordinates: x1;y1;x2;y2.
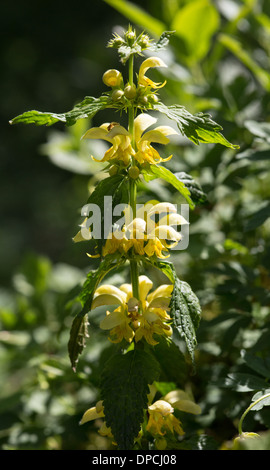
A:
10;26;239;450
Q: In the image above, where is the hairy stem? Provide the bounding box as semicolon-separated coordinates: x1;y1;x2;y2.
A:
128;54;140;301
238;392;270;435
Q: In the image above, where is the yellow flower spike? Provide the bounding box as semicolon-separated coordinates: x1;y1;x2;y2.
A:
138;57;167;89
102;69;123;87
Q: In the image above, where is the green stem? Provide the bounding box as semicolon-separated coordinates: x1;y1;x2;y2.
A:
128;54;140;301
238;392;270;435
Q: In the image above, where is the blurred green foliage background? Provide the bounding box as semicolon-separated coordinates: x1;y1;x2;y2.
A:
1;0;270;450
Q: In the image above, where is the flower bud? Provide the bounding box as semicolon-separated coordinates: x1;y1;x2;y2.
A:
155;438;167;450
141;95;149;105
109;165;118;176
102;69;123;88
125;30;136;45
124;84;137;99
139;34;151;49
111;36;125;48
111;89;124;101
129;166;140;179
148;94;159;104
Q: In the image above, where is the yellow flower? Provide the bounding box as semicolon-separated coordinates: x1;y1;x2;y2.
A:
91;275;173;345
82;122;134;166
133;113;178;165
80;400;113;438
138;57;167;89
102;201;188;259
82;112;177;167
146;388;201;439
146;400;184;437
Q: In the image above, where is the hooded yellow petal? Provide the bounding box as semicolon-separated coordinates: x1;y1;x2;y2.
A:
148;399;174;416
119;283;133;298
125;217;147;237
147;284;173;305
106;125;130;139
94;284;127;299
140;130;170;146
138;57;167;88
158;213;189;227
141;126;178;145
139;275;153;301
148;202;177;216
91;294;124;310
92;285;127;309
79;406;104;425
134;113;157;142
82;126;112;142
154;225;182;241
147;296;171;310
172;400;201;415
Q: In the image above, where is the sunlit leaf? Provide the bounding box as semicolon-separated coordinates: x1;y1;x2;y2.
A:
10;96;110;127
219;34;270;91
154;102;239;149
104;0;165;36
141;164;195;209
172;0;220;63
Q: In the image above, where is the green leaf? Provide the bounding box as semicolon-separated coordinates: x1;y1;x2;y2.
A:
244;120;270;142
144;259;201;364
174;172;208;205
241;351;270;379
141;164;195;209
251;389;270;411
83;174;129;251
218;34;270;91
9;95;110;127
151;337;187;385
154;102;239;149
68;314;89;372
118;43;142;64
169;276;202;364
150;31;176;51
100;348;160;450
172;0;220;63
244;202;270;232
68;254;126;370
221;373;268;392
104;0;165;37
